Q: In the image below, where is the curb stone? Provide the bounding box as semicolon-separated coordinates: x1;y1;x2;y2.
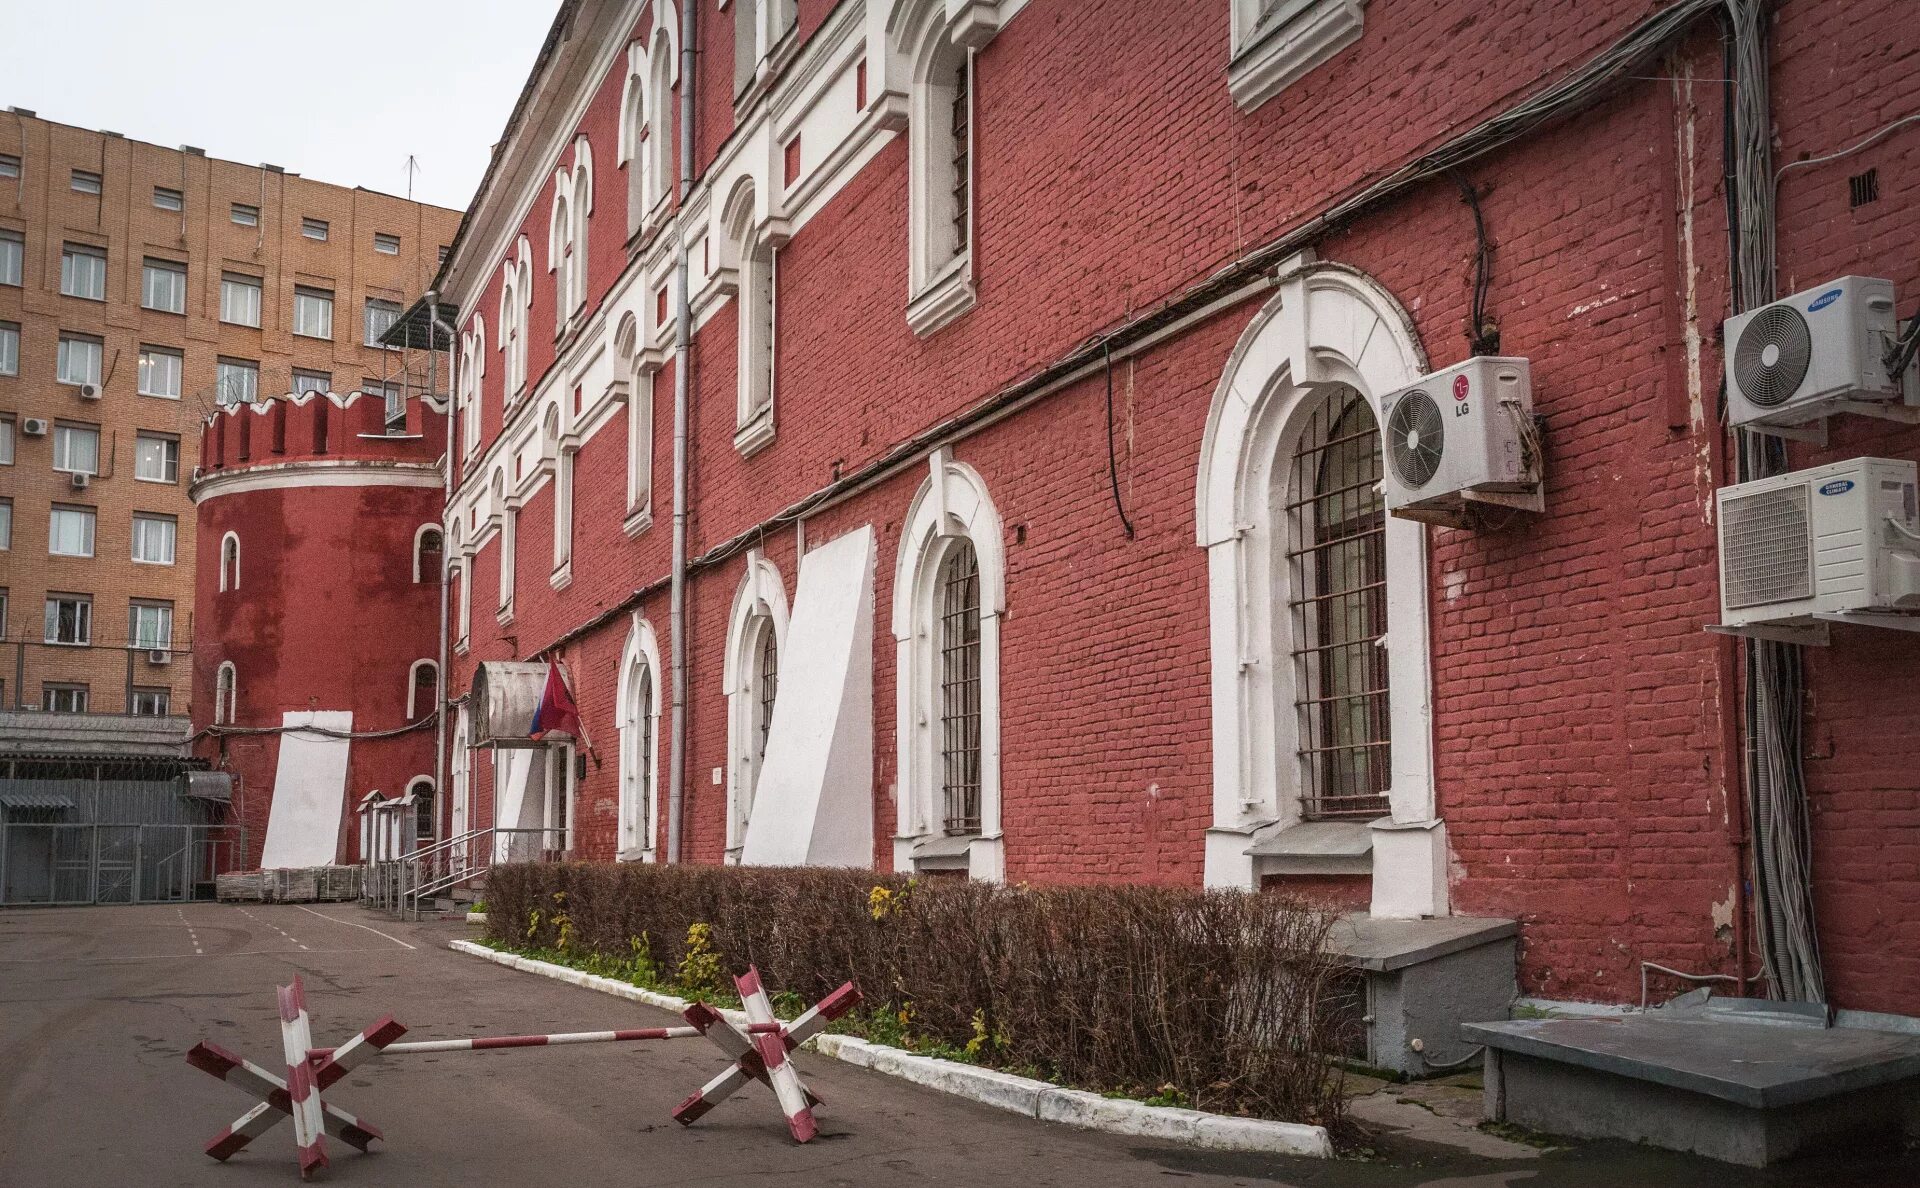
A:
447;939;1333;1157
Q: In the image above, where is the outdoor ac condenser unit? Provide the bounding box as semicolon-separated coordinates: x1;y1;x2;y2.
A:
1716;457;1920;628
1379;355;1540;526
21;417;49;436
1724;275;1916;430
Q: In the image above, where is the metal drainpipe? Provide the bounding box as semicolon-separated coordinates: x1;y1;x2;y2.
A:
667;0;697;863
428;290;458;863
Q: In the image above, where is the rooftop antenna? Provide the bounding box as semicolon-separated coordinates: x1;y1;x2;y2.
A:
404;155;421;201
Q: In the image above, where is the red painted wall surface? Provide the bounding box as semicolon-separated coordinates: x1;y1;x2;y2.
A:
192;396;445;867
440;0;1920;1015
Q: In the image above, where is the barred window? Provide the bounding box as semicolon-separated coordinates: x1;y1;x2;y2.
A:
1285;386;1390;820
938;539;982;834
754;621;778;769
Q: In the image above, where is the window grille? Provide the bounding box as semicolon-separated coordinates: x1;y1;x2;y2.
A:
755;622;778;768
950;58;970;255
635;666;655;835
1285;386;1390;820
938;539;982;834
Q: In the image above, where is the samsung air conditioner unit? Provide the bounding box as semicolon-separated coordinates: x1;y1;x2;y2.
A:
1379;355;1541;527
68;471;90;490
1716;457;1920;631
21;417;49;437
77;383;101;400
1725;276;1917;431
147;649;173;666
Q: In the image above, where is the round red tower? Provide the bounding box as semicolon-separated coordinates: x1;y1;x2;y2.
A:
190;390;446;871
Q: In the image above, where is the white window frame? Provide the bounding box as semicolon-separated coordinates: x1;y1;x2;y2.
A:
221;273;262;326
1195;256;1439;912
293;369;331;396
1227;0;1368;112
719;180;778;454
891;449;1005;881
216;358;258;406
219;531;241;591
0;321;17;375
450;524;472;650
301;217;329;241
43;684;89;713
293;286;334;339
70;169;101;195
729;0;796;101
230;203;259;227
52;423;101;475
131;514;178;565
617;614;664;861
153;186;183;212
459;317;486;457
373;232;401;255
364;298;402;347
892;6;977;336
56;334;102;387
497;240;533;400
48;505;96;557
413;523;444;584
129;600;174;648
0;498;10;550
44;595;91;644
130;687;171;716
494;470;517;622
142;258;186;313
615;313;656;532
138;345;183;399
215;661;237;725
546;137;593;333
0;229;22;286
618;39;654;236
542;407;576;587
0;416;12;464
451;704;472;843
724;551;788;860
135;433;180;483
61;242;106;300
407;659;439;720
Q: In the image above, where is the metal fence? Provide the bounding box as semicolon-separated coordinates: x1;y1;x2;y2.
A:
0;778;234;906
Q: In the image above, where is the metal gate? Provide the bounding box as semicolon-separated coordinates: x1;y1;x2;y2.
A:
0;779;235;906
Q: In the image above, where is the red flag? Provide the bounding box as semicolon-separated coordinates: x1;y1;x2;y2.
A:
529;662;582;742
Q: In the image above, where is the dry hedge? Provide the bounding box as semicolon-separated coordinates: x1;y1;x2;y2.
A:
486;863;1351;1129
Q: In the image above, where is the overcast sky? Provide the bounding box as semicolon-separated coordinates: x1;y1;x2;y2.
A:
0;0;561;212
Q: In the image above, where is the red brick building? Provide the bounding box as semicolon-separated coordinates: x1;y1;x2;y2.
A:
430;0;1920;1020
190;392;445;869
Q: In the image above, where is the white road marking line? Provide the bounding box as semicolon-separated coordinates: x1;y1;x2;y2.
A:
176;906;204;955
0;946;411;964
293;906;417;951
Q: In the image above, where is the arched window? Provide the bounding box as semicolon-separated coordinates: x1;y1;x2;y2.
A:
616;312;654;527
892;449;1004;881
936;538;982;835
724;552;787;857
407;659;438;721
551;191;573;335
449;521;471;647
544;406;573;580
723;180;775;452
414;525;443;583
219;532;241;592
459;316;486;455
407;776;436;846
646;23;674;215
733;0;761;95
498;239;532;399
1196;260;1438;908
619;41;651;234
1282;386;1389;820
215;661;237;725
617;616;664;860
892;0;975;334
492;468;516;619
451;705;472;841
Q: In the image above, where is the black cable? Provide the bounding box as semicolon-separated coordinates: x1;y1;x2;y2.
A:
1103;340;1135;540
1884;308;1920;381
1451;171;1499;355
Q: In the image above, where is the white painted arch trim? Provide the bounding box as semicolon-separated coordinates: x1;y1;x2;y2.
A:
191;461;444;502
616;613;665;862
723;549;790;858
1196;255;1441;915
891;447;1005;882
412;522;444;584
218;531;241;592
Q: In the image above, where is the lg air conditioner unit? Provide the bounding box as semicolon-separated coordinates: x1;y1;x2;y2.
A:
1716;457;1920;633
21;417;49;437
68;471;90;490
146;649;173;666
1379;355;1541;527
1724;276;1917;431
77;383;101;401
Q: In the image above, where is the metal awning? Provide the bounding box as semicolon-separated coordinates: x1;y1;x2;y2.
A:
470;661;554;749
0;790;76;810
179;771;233;802
378;296;459;351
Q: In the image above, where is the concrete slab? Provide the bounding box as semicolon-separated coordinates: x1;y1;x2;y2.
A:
1326;914;1517;974
1464;1015;1920;1109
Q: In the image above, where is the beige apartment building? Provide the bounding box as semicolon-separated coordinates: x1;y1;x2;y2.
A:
0;106;462;718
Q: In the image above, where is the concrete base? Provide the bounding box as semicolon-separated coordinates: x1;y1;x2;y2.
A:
1487;1048;1913;1167
1325;914;1517;1075
1468;1014;1920;1166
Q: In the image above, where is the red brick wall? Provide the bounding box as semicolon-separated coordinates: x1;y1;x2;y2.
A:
440;0;1920;1015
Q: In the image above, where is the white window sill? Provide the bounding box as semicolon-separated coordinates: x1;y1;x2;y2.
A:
906;254;976;338
137;391;182;401
454;636;470;656
550;559;573;590
733;410;775;457
496;603;515;627
1228;0;1367;112
617;846;656;864
622;505;653;538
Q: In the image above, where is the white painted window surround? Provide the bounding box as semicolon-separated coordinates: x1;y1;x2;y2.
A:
497;238;534;402
407;659;439;720
724;551;789;861
614;312;655;533
1227;0;1368;112
543;407;575;587
892;448;1005;882
215;661;237;726
1195;253;1443;918
219;532;241;592
727;0;796;104
721;179;778;454
548;136;594;334
617;614;664;861
459;316;487;457
889;0;979;336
